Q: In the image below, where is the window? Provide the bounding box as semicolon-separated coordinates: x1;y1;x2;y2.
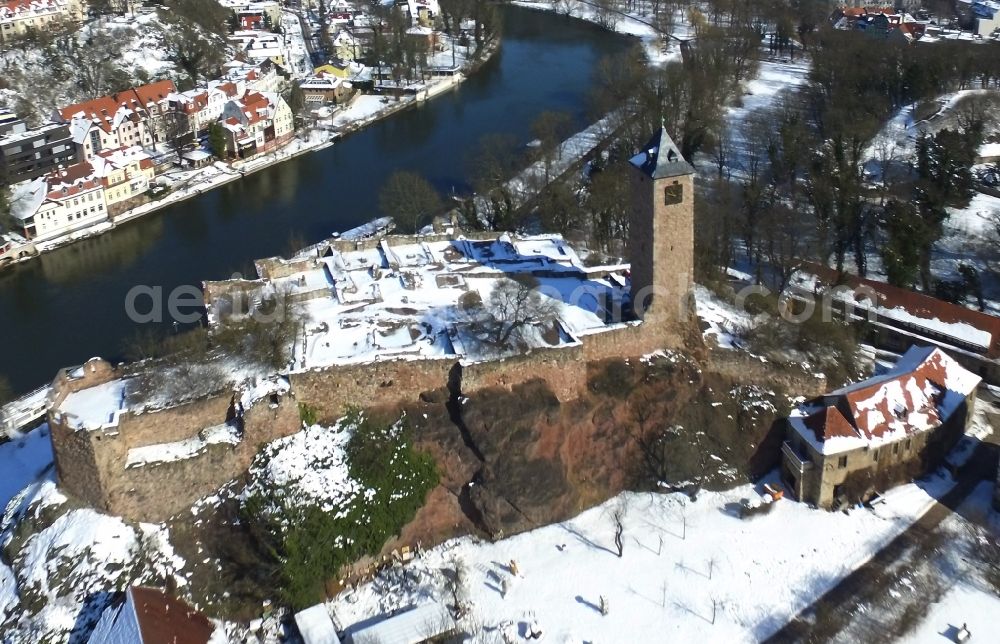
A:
905;439;911;451
893;443;899;455
872;449;879;462
664;182;683;205
838;455;847;469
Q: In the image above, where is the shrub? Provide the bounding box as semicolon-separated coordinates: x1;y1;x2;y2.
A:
242;410;438;610
298;403;318;427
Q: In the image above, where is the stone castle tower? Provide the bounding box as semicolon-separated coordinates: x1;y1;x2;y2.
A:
628;127;695;331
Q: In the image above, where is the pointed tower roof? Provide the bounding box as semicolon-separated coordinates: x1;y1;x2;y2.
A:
629;127;695;179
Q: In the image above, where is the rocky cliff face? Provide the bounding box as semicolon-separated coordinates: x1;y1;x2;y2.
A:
387;350;815;549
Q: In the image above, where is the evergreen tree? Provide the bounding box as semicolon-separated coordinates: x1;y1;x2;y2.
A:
207;123;229;160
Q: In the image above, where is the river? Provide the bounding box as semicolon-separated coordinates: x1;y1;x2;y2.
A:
0;6;631;395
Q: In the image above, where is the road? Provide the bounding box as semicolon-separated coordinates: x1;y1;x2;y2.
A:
765;436;1000;643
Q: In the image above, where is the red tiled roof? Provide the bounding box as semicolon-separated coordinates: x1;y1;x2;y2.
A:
796;346;978;448
44;161;101;199
803;263;1000;358
59;81;177;132
131;79;176;107
130;587;214;644
803;406;857;441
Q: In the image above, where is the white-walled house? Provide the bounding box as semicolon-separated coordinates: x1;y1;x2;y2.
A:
10;161;109;242
169;81;243;136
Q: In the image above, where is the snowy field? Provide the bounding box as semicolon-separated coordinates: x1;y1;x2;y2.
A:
328;473;958;642
898;481;1000;644
903;582;1000;644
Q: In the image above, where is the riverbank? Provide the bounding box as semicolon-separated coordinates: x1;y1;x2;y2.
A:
512;0;691;64
1;45;497;268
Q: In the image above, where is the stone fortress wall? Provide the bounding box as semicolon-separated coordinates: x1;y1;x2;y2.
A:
49;129;699;523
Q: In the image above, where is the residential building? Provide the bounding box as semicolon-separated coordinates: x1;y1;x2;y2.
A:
300;73;353;105
332;28;358;61
0;0;84;40
56;80;178;160
314;59;372;86
115;80;177;145
0;116;78;184
90;146;155;215
222;58;286;94
405;0;439;27
169;81;242;136
230;30;287;66
782;346;980;508
10;161;109;242
219;90;293;158
969;1;1000;36
89;586;214;644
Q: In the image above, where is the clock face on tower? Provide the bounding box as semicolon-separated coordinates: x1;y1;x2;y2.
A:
663;182;683;206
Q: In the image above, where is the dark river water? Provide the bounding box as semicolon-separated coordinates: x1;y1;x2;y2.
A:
0;6;630;395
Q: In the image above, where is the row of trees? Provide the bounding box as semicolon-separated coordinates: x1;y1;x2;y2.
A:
692;25;1000;297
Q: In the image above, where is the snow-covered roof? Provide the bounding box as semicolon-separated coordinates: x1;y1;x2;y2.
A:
347;602;454;644
8;177;47;222
788;267;1000;357
295;605;342;644
629;127;694;179
789;346;980;455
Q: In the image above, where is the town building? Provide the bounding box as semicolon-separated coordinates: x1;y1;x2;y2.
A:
782;346;980;508
219;90;294;159
300;73;354;105
90;146;155;216
56;80;178;160
0;114;78;184
230;30;288;67
0;0;84;41
168;81;243;137
10;161;109;242
967;0;1000;36
831;6;927;42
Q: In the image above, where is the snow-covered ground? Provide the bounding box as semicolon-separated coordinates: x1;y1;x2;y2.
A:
328;471;959;643
898;480;1000;643
513;0;690;65
694;284;756;350
0;426;54;512
903;581;1000;643
0;11;227;120
698;52;811;183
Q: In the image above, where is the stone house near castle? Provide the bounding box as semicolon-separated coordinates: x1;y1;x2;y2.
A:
47;128;698;522
782;346;980;508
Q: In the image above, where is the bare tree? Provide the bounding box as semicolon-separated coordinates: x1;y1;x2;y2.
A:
214;283;309;370
610;496;630;558
378;171;443;233
462;276;560;350
531;110;574;184
595;0;621;30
